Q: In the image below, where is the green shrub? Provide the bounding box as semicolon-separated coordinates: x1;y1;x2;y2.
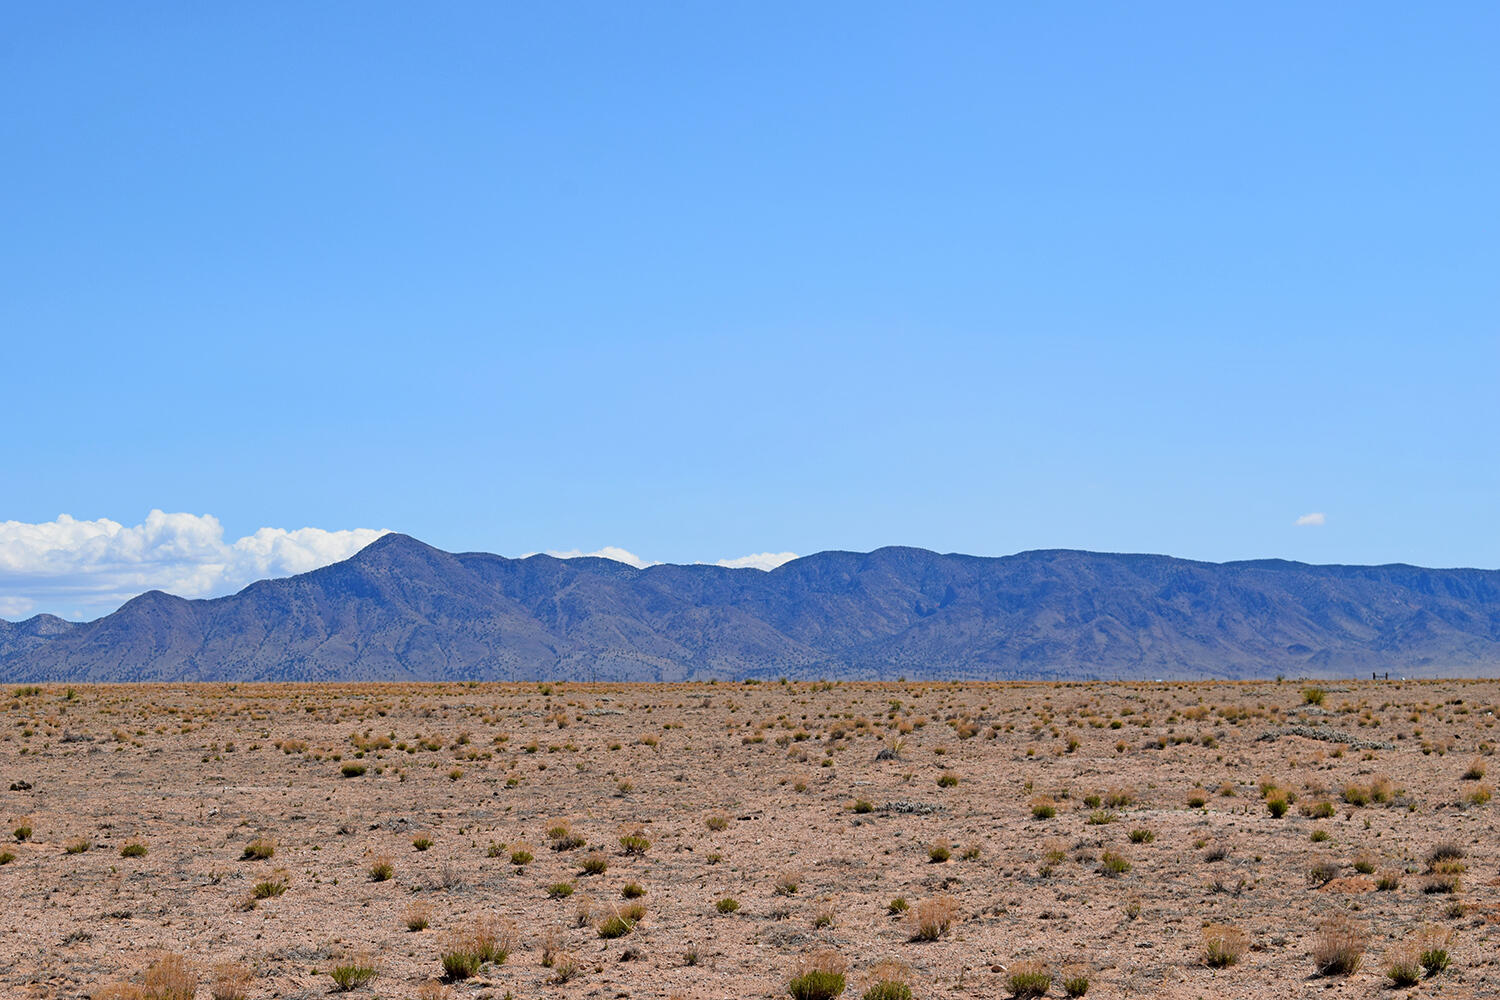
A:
340;763;366;777
120;840;148;858
329;957;377;991
716;897;740;914
1006;960;1051;998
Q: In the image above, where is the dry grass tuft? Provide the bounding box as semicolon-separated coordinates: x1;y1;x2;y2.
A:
1311;914;1366;976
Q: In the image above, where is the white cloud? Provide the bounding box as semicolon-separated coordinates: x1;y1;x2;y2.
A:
1295;512;1327;527
714;552;798;571
0;511;387;621
541;547;657;569
535;547;799;572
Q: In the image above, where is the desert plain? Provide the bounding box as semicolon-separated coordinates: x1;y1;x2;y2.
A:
1;678;1497;999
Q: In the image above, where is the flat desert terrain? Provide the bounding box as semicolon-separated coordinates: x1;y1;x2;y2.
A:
1;679;1497;999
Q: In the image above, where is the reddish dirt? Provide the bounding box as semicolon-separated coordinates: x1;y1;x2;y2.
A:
1;679;1497;999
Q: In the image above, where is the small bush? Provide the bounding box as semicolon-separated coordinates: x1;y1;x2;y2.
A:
209;961;252;1000
1312;914;1365;976
1061;966;1090;997
509;845;534;865
241;837;275;860
597;910;635;939
706;811;731;829
142;954;197;1000
887;897;909;915
1202;924;1248;967
412;836;434;852
1376;870;1401;891
716;896;740;914
13;824;32;842
340;763;366;777
368;855;394;881
120;840;149;858
1099;850;1131;876
1417;924;1453;975
906;895;958;941
404;901;432;931
1030;797;1057;820
0;851;14;865
547;881;575;899
936;772;959;788
788;950;847;1000
1303;686;1325;705
580;851;608;875
928;840;951;863
1128;828;1154;844
619;825;651;855
64;836;90;855
1006;959;1051;998
621;881;645;898
1384;943;1422;987
860;959;912;1000
329;954;378;992
774;870;802;896
1266;796;1289;818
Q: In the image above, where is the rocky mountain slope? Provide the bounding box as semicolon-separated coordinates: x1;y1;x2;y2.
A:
3;534;1498;681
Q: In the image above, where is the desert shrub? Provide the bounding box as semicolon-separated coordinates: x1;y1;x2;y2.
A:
1303;687;1325;705
547;881;575;899
209;961;251;1000
1128;828;1154;844
0;851;14;865
440;917;515;979
927;840;951;863
13;823;32;842
1465;783;1492;805
120;840;148;858
415;983;450;1000
1030;798;1057;820
1309;828;1330;843
369;854;394;881
65;836;90;854
1463;758;1486;780
716;896;740;914
906;895;958;941
1099;850;1130;876
936;772;959;788
329;953;378;992
405;901;432;931
1342;784;1370;807
251;871;289;898
1306;861;1339;886
1312;914;1366;976
1266;795;1289;818
597;908;636;939
340;763;366;777
128;955;196;1000
551;951;580;983
1384;942;1422;987
1061;965;1090;997
1085;810;1115;825
509;843;534;865
620;881;645;898
887;897;909;915
1006;959;1051;998
774;870;802;896
1202;924;1249;967
619;900;646;922
1351;852;1376;874
580;851;608;875
706;811;731;829
859;959;912;1000
1426;842;1465;867
412;836;434;852
1423;872;1461;894
960;842;982;860
788;950;848;1000
618;825;651;855
1303;799;1336;819
241;837;275;860
1417;924;1453;975
1375;869;1400;891
1186;792;1207;808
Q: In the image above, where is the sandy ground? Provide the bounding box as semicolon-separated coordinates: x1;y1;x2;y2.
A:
1;679;1497;999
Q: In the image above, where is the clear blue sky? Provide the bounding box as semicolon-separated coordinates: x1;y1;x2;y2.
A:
3;3;1497;620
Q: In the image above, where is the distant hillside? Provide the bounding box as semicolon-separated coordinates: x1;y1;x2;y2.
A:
3;534;1498;682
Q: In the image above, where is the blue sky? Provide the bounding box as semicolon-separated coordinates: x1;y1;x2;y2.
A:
3;3;1497;619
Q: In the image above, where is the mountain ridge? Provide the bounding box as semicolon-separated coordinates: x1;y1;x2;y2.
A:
3;534;1498;682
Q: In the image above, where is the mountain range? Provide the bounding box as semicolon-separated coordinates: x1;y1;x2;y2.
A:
2;534;1498;682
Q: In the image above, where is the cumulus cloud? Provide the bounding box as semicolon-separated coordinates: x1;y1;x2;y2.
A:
714;552;798;571
0;511;387;621
1295;512;1327;527
540;547;657;569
